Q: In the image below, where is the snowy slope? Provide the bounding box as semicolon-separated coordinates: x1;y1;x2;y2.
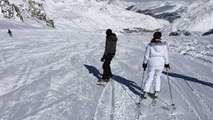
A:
122;0;213;33
0;0;213;120
172;0;213;32
3;0;213;33
43;0;168;31
0;27;213;120
1;0;169;31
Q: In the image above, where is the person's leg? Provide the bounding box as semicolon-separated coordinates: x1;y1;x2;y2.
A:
108;55;113;79
102;62;108;80
109;65;112;78
144;67;155;93
102;55;113;80
154;68;163;92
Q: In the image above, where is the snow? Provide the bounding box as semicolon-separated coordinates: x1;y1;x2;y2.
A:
169;0;213;32
165;35;213;63
49;1;168;30
4;0;213;33
0;0;213;120
0;28;212;120
122;0;213;33
6;0;169;31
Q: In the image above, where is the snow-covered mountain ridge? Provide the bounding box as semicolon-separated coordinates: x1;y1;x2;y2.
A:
121;0;213;33
0;0;169;30
1;0;213;34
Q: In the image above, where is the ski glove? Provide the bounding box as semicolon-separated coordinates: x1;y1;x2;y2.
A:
164;64;170;69
142;63;147;71
101;55;106;62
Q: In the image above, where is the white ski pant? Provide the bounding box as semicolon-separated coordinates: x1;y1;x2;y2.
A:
144;66;164;93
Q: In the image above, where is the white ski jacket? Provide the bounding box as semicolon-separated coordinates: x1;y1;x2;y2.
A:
143;41;169;67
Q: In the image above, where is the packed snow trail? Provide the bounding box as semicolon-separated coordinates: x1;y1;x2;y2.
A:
0;30;212;120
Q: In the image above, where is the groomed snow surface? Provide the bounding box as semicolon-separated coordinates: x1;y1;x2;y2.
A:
0;29;212;120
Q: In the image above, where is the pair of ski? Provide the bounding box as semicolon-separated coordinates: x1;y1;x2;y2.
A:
139;96;177;114
96;80;108;86
137;96;158;119
138;96;158;107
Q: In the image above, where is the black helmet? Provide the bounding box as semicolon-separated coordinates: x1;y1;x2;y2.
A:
106;29;112;36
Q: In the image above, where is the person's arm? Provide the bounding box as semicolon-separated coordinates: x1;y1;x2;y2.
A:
104;39;110;55
101;39;109;62
142;44;150;71
143;44;150;64
163;43;170;69
164;44;169;64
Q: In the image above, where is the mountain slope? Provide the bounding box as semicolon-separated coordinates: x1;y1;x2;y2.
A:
121;0;213;33
0;0;54;28
1;0;169;31
2;0;213;33
43;0;169;30
0;0;212;120
0;29;212;120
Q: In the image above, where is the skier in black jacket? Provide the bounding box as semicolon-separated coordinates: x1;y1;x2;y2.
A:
97;29;117;84
8;29;13;37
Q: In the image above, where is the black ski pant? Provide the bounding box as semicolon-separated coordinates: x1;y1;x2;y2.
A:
102;55;114;80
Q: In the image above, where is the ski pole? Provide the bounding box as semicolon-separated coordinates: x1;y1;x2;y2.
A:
139;69;145;102
166;68;175;106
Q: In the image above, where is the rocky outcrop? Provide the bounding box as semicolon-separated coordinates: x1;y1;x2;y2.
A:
123;27;157;34
0;0;54;28
27;0;54;27
126;5;186;23
0;0;23;21
169;30;191;36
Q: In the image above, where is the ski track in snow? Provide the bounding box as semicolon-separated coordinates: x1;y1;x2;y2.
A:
168;55;213;120
0;30;212;120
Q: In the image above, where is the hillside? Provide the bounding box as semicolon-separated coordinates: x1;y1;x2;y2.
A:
1;0;169;31
2;0;213;34
0;0;212;120
0;28;213;120
122;0;213;33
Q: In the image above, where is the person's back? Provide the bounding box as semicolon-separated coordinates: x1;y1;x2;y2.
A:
104;32;117;56
145;41;168;67
142;32;170;99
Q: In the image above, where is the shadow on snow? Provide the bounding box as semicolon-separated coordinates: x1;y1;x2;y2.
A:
162;71;213;89
84;64;141;96
84;64;102;80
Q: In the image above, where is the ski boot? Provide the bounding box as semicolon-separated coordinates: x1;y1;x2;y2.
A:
154;91;159;99
96;79;107;86
143;92;148;99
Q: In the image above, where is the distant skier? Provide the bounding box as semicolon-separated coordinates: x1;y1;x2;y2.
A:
142;32;170;99
97;29;117;84
8;29;13;37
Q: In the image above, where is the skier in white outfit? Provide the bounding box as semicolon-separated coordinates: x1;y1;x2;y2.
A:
142;32;170;99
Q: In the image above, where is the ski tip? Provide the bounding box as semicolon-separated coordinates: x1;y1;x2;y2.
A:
162;104;177;114
96;82;106;86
